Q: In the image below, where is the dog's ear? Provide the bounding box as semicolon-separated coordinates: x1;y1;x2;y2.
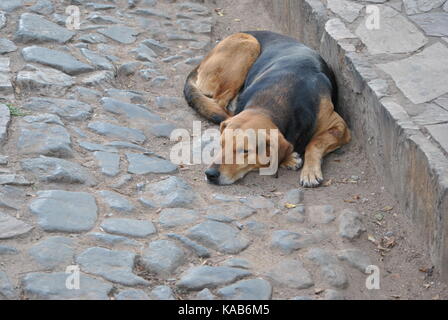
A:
263;130;293;163
220;120;229;133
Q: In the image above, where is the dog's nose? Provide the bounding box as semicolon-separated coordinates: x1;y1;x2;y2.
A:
205;168;220;183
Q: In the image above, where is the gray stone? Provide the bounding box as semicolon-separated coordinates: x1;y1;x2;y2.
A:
150;285;175;300
355;6;427;54
101;97;160;121
410;13;448;37
15;13;75;44
279;189;304;207
16;65;75;97
148;121;176;138
81;70;115;87
177;266;251;291
24;97;92;121
305;248;348;289
100;218;156;238
0;186;23;210
118;61;142;76
240;196;275;210
142;38;170;54
88;121;146;144
86;233;141;248
338;209;365;240
187;221;250;254
133;43;157;62
327;0;363;23
99;190;134;212
0;212;33;239
79;141;117;153
81;48;115;71
322;289;345;300
0;103;10;145
271;230;322;254
185;56;203;65
23;113;64;126
243;221;268;237
308;205;336;224
106;88;146;104
0;271;17;299
28;237;75;270
177;19;212;34
0;38;17;54
0;61;13;95
155;96;183;109
140;176;196;208
403;0;445;14
30;190;97;233
223;258;251;269
0;174;32;186
30;0;54;15
412;104;448;126
141;240;185;277
159;208;199;228
166;233;211;258
22;272;112;300
77;247;148;286
266;259;314;289
79;33;107;44
196;288;216;300
87;13;119;24
285;206;306;224
0;11;5;30
106;141;148;152
206;204;256;222
86;2;116;10
98;26;139;44
17;121;73;158
217;279;272;300
21;156;96;186
151;76;168;87
337;249;372;273
116;289;149;300
426;123;448;153
133;8;171;19
94;151;120;177
0;245;18;255
127;153;177;174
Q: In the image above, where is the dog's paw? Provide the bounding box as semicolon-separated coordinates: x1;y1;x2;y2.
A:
281;152;303;171
300;165;323;188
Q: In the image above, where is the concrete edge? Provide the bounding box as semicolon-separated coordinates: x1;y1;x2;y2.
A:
263;0;448;279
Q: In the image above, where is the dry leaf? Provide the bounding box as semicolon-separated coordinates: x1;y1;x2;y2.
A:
285;203;297;209
382;206;394;212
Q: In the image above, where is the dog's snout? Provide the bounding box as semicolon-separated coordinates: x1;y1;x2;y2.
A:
205;168;220;183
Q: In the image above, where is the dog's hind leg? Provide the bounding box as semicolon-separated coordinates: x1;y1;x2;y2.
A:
300;99;351;188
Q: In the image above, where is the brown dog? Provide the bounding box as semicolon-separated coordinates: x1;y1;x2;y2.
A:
184;31;351;187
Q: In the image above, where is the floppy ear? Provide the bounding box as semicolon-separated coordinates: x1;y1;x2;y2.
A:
220;120;229;133
257;130;293;165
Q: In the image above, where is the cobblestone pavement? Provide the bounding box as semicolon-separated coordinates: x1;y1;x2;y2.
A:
0;0;447;300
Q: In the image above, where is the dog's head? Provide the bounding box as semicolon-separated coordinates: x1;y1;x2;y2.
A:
205;110;293;185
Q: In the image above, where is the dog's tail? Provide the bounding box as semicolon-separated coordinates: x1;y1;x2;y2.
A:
184;66;229;124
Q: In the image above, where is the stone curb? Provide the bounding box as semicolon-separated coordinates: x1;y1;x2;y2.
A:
263;0;448;280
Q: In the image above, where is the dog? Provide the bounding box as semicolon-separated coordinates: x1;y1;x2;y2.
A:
184;31;351;187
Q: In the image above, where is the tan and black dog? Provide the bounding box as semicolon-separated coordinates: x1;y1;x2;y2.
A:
184;31;351;187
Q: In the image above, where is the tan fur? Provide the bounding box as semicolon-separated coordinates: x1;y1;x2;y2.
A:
186;33;261;122
300;97;351;187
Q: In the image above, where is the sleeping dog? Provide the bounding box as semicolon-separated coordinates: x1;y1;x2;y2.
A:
184;31;351;187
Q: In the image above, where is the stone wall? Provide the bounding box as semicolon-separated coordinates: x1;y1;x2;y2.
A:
262;0;448;280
